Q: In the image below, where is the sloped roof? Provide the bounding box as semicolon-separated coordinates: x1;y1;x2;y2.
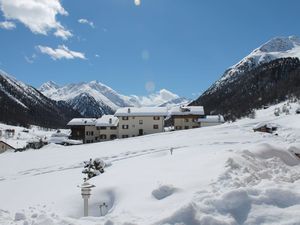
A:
96;115;119;127
67;118;97;126
169;106;205;116
115;107;168;117
198;115;225;123
0;139;27;150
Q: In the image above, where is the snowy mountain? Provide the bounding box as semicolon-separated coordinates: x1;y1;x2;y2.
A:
40;81;188;117
192;36;300;119
68;93;115;118
206;36;300;95
124;89;190;108
1;100;300;224
0;70;81;128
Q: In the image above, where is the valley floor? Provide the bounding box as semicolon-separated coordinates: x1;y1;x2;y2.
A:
1;102;300;225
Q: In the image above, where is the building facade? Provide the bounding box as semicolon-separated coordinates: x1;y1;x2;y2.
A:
0;141;15;153
95;115;119;141
115;107;168;138
170;106;205;130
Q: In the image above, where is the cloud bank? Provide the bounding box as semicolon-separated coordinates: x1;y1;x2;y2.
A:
0;0;72;39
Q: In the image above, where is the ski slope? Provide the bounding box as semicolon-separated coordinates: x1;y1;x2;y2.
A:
1;102;300;225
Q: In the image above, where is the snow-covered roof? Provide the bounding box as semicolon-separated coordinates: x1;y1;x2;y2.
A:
0;139;27;150
169;106;205;116
253;122;278;130
96;115;119;127
198;115;225;123
115;107;168;117
67;118;97;126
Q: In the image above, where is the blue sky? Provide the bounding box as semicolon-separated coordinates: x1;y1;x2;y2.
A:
0;0;299;98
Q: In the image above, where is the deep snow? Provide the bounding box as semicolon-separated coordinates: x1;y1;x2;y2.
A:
1;101;300;225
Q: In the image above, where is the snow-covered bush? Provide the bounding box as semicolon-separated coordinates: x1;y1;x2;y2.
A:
274;107;280;116
82;158;105;180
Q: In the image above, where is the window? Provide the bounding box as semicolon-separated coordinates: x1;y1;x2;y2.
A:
86;131;94;136
122;135;129;138
97;127;100;131
192;118;198;122
122;116;129;120
153;125;159;129
139;120;143;124
175;126;182;130
184;126;189;129
132;116;135;119
184;118;189;122
122;125;129;129
110;134;117;140
110;126;117;130
100;134;107;140
192;126;199;128
100;127;107;130
153;116;160;120
86;140;91;143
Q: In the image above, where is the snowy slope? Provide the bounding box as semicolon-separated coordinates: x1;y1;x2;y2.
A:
207;35;300;94
40;81;189;116
1;101;300;224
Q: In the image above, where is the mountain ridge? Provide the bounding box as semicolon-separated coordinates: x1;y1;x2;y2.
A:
191;35;300;119
40;81;189;117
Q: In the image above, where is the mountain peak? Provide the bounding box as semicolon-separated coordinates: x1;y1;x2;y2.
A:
258;36;300;53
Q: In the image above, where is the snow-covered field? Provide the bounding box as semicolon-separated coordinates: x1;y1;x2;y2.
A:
1;102;300;225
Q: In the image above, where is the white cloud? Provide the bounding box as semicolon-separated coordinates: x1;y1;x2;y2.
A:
24;53;36;64
0;20;15;30
0;0;72;39
78;18;95;28
37;45;86;60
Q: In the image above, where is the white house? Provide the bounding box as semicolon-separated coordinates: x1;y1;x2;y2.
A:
198;115;225;127
95;115;119;141
115;107;168;138
169;106;205;130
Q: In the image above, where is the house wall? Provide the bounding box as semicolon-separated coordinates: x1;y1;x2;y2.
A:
70;126;85;141
117;116;165;138
0;142;13;154
96;126;119;142
84;126;98;144
173;115;201;130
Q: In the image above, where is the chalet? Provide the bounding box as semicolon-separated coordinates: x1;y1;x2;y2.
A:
67;118;97;144
95;115;119;141
169;106;205;130
115;107;168;138
198;115;225;127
